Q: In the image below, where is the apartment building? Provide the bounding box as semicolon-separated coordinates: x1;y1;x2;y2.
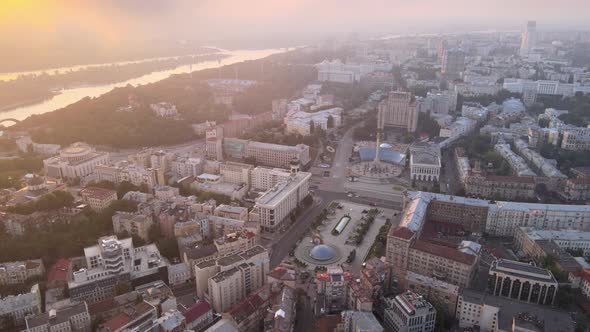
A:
387;226;478;289
0;259;44;286
383;291;436;332
0;285;41;326
488;259;557;305
378;91;418;132
44;143;109;180
401;191;590;238
219;162;253;186
195;246;269;313
406;271;459;316
25;302;91;332
561;126;590;151
515;227;590;259
316;266;352;314
249;171;311;233
80;187;117;212
112;211;154;242
560;177;590;202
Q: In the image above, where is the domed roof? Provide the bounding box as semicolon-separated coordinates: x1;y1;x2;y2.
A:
379;143;393;149
309;245;337;261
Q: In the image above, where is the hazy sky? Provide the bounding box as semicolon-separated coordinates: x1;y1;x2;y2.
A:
1;0;589;48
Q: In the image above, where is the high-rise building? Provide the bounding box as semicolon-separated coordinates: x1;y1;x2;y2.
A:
441;49;465;80
383;291;436;332
378;91;418;133
520;21;538;57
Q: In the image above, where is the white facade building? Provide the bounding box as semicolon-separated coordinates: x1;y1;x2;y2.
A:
249;171;311;233
410;144;441;182
44;143;109;180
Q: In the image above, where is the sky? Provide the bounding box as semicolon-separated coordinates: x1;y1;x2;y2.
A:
0;0;589;67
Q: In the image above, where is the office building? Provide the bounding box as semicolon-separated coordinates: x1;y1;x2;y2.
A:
383;291;436;332
249;171;311;233
441;49;465;80
457;289;573;332
561;126;590;151
214;204;248;221
0;259;44;286
520;21;538;57
25;302;91;332
44;143;109;180
488;259;557;305
80;187;117;212
245;141;310;169
68;236;168;304
378;91;418;132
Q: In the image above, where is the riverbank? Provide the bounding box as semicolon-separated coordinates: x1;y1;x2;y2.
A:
0;53;229;113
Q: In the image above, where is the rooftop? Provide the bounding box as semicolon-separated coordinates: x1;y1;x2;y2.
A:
25;302;88;329
412;240;476;266
80;187;117;200
255;172;311;207
460;289;573;332
491;259;556;283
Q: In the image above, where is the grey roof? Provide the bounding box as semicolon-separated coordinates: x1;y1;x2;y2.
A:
460;289;574;332
26;302;88;328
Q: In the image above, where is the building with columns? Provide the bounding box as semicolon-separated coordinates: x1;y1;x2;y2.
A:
487;259;557;305
409;144;441;182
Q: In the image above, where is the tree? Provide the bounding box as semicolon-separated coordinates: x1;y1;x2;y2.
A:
327;115;334;128
115;282;131;295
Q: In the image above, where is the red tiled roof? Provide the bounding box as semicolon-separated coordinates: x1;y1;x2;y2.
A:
228;294;264;323
47;258;69;283
183;300;211;323
412;240;476;265
389;227;415;240
485;175;535;183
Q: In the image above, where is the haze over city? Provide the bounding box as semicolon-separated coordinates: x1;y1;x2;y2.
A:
1;1;590;332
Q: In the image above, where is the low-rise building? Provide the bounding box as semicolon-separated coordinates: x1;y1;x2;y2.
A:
340;311;383;332
0;284;41;327
98;300;157;332
25;302;91;332
167;262;191;287
182;300;215;332
559;177;590;202
80;187;117;212
487;259;557;305
214;205;248;221
383;291;436;332
150;102;179;118
0;259;44;286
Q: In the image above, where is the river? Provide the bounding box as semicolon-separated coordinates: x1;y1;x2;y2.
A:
0;48;285;122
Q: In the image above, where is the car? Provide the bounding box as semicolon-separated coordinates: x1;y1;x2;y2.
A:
369;202;377;207
347;193;354;197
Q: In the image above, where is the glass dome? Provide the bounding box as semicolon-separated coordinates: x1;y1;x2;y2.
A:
379;143;393;149
309;245;337;261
